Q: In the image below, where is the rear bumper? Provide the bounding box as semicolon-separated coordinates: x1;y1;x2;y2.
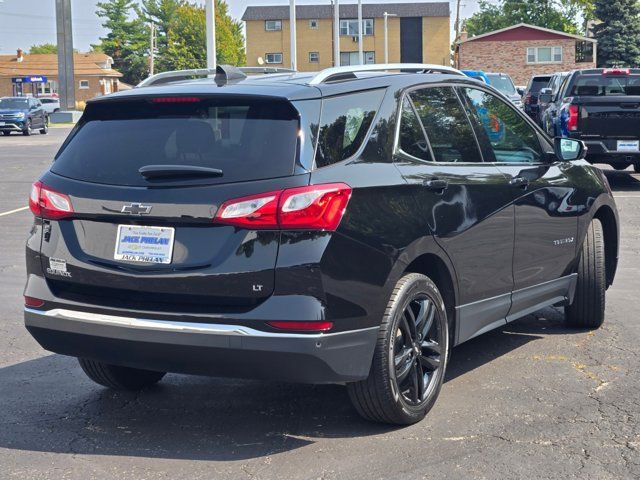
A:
579;139;640;165
24;307;378;384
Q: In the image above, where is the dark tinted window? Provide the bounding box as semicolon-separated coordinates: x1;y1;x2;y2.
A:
315;89;384;168
461;87;543;164
52;98;299;186
398;97;430;161
40;98;57;104
409;87;482;163
0;98;28;109
529;77;551;94
570;74;640;96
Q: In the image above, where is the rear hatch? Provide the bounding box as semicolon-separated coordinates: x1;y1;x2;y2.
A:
37;94;310;313
571;70;640;140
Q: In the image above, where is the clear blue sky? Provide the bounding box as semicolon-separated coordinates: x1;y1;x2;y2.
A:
0;0;483;55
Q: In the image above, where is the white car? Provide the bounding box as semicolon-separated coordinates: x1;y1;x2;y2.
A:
39;97;60;114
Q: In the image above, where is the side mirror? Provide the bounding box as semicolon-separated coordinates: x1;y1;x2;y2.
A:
516;87;525;96
554;137;586;162
539;88;553;104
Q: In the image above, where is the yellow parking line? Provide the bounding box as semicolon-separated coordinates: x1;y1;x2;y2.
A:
0;206;28;217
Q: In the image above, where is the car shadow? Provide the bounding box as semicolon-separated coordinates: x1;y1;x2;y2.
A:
602;169;640;192
0;307;579;461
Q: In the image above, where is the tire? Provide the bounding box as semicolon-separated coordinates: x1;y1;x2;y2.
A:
347;273;449;425
78;358;166;390
2;131;10;136
634;163;640;174
40;118;49;135
565;219;606;329
22;121;32;136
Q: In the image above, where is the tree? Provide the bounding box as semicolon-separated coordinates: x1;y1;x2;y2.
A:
29;44;58;54
94;0;150;85
465;0;583;37
593;0;640;67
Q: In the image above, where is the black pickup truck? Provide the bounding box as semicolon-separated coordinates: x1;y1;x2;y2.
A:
540;68;640;172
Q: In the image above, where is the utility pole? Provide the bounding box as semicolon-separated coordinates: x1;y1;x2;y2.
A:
149;23;155;76
333;0;340;67
454;0;462;42
289;0;297;70
383;12;397;64
55;0;75;111
357;0;363;65
205;0;216;69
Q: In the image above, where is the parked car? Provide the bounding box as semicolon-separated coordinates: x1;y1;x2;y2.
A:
485;72;523;109
522;74;552;123
39;96;61;114
538;71;570;130
0;97;48;136
24;64;619;425
540;68;640;172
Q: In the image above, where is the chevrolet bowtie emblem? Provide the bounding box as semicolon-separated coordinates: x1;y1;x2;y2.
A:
121;203;152;215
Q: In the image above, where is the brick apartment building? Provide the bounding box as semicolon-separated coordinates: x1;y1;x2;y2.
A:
0;50;123;102
456;23;597;85
242;2;451;71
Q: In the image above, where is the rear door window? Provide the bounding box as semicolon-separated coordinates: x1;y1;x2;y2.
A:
314;89;385;168
51;97;300;186
398;97;431;161
408;87;483;163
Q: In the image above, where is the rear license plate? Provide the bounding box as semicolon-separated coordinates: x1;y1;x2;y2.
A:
114;225;175;264
617;140;639;152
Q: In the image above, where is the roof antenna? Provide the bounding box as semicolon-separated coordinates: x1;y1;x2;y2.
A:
215;65;247;85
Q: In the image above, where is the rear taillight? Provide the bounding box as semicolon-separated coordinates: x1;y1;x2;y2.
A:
567;105;579;132
267;321;334;332
603;68;630;76
29;181;74;219
215;183;352;231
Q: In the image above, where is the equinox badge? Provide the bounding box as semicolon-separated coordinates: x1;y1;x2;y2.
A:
121;203;152;215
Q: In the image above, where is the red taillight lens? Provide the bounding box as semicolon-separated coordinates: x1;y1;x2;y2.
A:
267;321;334;332
24;296;44;307
603;68;630;76
567;105;579;131
151;96;202;103
215;183;352;231
29;181;74;219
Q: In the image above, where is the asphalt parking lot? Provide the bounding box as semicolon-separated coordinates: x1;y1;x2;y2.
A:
1;127;639;479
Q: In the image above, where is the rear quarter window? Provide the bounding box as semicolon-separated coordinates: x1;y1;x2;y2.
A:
314;89;385;168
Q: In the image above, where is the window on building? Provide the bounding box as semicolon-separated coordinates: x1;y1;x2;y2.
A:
79;80;90;89
265;20;282;31
265;53;283;64
315;89;385;167
575;41;594;63
309;19;318;29
340;51;375;66
309;52;320;63
339;19;373;36
526;46;562;64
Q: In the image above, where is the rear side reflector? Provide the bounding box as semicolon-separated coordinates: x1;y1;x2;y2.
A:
24;296;45;307
215;183;352;231
267;321;334;332
29;181;74;219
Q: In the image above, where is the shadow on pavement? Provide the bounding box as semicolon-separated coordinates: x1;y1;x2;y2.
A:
0;307;577;461
602;169;640;192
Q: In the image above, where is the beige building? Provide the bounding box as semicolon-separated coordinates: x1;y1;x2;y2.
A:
0;50;123;102
242;3;451;72
456;24;597;86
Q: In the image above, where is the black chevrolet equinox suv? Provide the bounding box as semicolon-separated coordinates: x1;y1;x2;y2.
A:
24;64;619;425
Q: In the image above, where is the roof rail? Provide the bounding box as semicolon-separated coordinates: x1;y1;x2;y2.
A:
307;63;464;85
136;65;297;88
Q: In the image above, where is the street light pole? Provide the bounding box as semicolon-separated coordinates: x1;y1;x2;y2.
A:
333;0;340;67
357;0;363;65
55;0;75;110
205;0;216;69
289;0;297;70
383;12;397;64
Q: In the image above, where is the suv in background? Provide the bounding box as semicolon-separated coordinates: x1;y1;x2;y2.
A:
523;74;552;123
24;64;618;425
540;68;640;172
0;97;48;136
485;72;523;109
39;97;61;115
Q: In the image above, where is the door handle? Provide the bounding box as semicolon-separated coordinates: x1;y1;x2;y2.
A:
510;176;529;188
423;178;448;192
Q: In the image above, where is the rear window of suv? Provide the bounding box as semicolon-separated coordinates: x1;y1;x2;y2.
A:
51;97;300;186
571;74;640;96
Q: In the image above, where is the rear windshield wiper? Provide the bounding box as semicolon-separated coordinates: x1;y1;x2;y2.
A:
138;165;223;179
